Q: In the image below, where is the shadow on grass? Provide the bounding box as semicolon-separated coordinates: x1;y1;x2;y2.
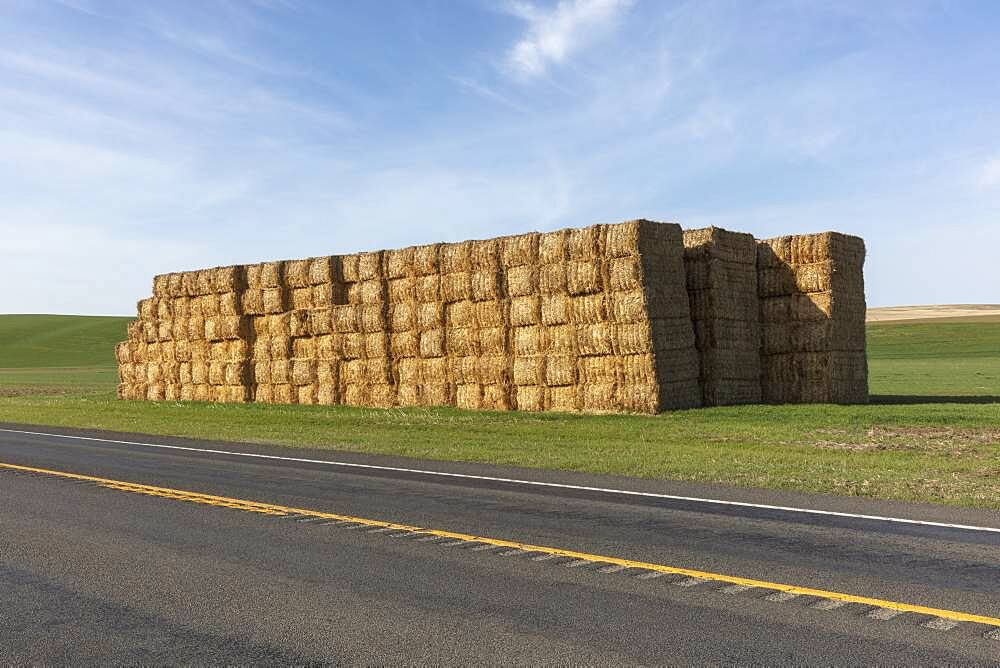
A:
870;395;1000;405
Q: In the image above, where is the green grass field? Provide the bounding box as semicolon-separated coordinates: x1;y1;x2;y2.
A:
0;313;997;507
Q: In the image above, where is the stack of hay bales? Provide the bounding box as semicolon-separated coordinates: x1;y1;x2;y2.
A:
757;232;867;403
117;220;866;412
682;227;762;406
116;266;250;403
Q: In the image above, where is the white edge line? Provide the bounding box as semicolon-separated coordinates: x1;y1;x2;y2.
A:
2;427;999;534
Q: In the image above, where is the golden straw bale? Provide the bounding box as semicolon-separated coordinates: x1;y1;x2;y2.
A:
146;383;165;401
413;244;441;275
440;242;472;274
388;277;415;303
151;273;167;297
156;298;172;320
263;287;287;314
482;384;512;411
217;291;239;316
196;270;214;295
260;262;283;288
546;325;575;354
188;340;208;362
512;325;547;356
607;256;643;292
365;331;388;359
450;357;479;385
505;265;536;297
421;383;452;407
287;309;312;337
309;256;334;285
385;247;414;279
578;356;619;384
272;384;296;404
115;342;132;364
566;261;602;295
310;308;332;335
172;297;190;318
441;272;471;303
127;319;142;340
295;385;315;405
538;230;566;264
417;302;444;330
241;290;264;315
391;331;420;358
341;383;367;406
360;304;387;333
212;266;244;293
456;383;482;410
342;333;366;360
139;298;156;320
514;385;544;411
510;296;540;327
179;384;194;402
397;383;419;406
333;304;361;333
203;316;222;342
270;360;290;384
181;271;201;296
245;264;262;289
476;355;509;384
470;239;500;270
501;233;539;268
317;381;338;406
546;386;578;412
390;302;416;332
474;300;505;328
421;357;449;383
396;358;422;385
358;251;383;280
285;259;311;288
576;323;614;356
208;361;225;385
146;362;163;384
229;339;249;360
290;287;313;310
604;220;644;258
179;362;193;384
341;254;360;283
546;355;576;386
570;294;606;324
578;382;614;412
266;312;289;337
420;328;446;358
291;359;316;385
478;327;507;354
567;225;602;260
292;336;316;358
157;321;173;342
315;334;342;361
340;359;366;385
225;362;250;385
193;384;210;402
367;358;393;384
270;336;292;359
415;275;440;302
200;293;220;317
253;361;271;384
446;327;478;357
614;322;654;355
370;384;397;408
619;354;658;385
538;263;567;295
540;294;570;326
615;383;659;414
512;356;545;386
470;270;501;302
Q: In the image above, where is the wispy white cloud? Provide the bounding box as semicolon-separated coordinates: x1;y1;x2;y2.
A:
505;0;633;78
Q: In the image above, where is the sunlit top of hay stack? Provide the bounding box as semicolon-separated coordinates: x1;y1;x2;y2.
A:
682;227;761;406
757;231;867;404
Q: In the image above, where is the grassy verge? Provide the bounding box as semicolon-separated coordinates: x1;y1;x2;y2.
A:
0;314;997;508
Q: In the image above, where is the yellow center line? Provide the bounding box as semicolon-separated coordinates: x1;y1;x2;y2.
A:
4;460;999;629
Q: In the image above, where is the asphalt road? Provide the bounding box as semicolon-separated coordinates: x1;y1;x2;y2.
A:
1;424;998;664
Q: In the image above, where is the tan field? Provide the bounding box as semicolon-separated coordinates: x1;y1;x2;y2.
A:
866;304;1000;324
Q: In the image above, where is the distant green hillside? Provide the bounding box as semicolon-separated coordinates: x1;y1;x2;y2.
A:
0;314;130;368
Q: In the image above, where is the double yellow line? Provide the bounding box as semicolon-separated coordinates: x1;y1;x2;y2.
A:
3;460;999;629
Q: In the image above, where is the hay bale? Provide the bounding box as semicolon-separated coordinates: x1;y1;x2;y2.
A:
477;355;509;384
396;357;422;385
270;336;292;359
290;287;313;310
292;336;316;358
440;242;472;274
546;386;578;412
441;272;471;303
310;308;332;335
470;239;499;270
342;333;366;360
566;261;602;296
481;384;511;411
253;361;271;385
414;275;440;303
263;287;287;314
365;332;388;359
512;326;546;356
576;323;614;357
478;327;507;355
360;304;387;333
445;300;475;329
569;294;606;324
513;385;544;411
371;384;397;408
315;334;341;360
420;328;446;358
540;294;571;326
388;277;416;303
420;383;451;408
385;247;415;279
413;244;441;275
289;310;311;338
456;383;482;411
545;355;576;386
510;296;540;327
309;256;334;285
341;359;366;385
512;356;545;386
501;233;539;267
358;251;383;281
446;328;478;356
470;270;501;302
449;356;479;384
341;254;360;283
567;225;602;260
390;331;420;358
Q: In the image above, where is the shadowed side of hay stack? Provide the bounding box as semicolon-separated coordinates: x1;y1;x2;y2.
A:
682;227;762;406
757;232;868;404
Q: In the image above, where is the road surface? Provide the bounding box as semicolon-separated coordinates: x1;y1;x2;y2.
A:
1;424;998;663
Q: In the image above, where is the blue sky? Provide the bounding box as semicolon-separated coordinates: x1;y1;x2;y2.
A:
2;0;998;315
